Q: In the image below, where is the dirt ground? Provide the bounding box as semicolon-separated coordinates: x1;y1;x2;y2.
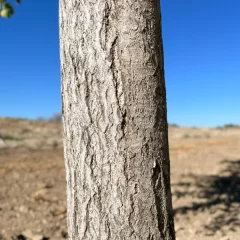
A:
0;118;239;240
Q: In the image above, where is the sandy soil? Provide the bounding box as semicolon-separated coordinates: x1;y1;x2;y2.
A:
0;118;239;239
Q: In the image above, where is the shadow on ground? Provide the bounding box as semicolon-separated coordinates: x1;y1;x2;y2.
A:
173;159;240;234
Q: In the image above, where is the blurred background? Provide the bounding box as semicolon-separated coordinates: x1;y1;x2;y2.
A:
0;0;239;239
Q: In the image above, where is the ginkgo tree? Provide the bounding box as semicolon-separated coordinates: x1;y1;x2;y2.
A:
1;0;176;238
0;0;20;18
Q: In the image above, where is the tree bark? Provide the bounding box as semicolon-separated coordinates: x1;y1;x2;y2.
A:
60;0;175;239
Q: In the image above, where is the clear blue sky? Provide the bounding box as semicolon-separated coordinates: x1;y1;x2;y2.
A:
0;0;239;127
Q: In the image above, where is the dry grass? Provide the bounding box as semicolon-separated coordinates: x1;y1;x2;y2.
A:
0;118;239;239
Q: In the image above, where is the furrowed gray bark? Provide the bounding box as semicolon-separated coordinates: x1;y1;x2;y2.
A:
60;0;175;239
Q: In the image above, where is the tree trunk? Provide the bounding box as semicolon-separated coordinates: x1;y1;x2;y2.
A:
60;0;175;239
